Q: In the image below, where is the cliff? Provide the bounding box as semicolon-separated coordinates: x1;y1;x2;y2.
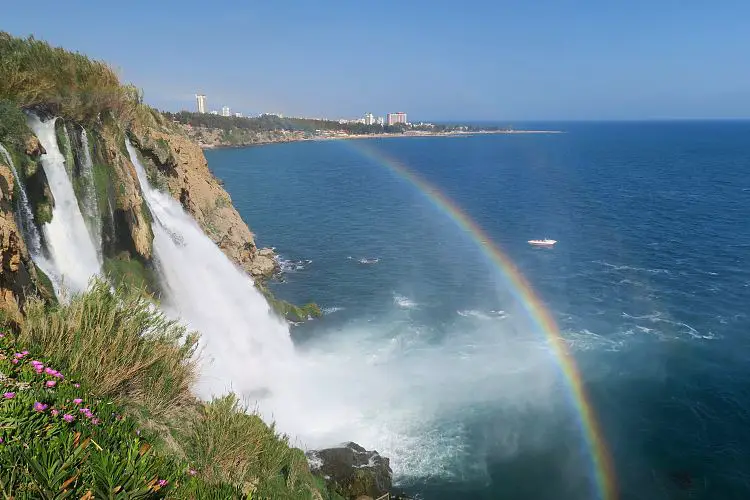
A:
128;112;277;278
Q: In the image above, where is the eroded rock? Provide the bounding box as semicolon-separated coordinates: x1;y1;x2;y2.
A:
307;442;392;500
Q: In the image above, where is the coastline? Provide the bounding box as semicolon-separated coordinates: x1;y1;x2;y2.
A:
197;128;565;150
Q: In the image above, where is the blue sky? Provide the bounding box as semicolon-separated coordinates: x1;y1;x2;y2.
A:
4;1;750;120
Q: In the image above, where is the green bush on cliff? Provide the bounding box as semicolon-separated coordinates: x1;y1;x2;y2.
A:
1;283;332;499
0;32;142;124
0;98;30;148
0;333;244;498
18;280;198;420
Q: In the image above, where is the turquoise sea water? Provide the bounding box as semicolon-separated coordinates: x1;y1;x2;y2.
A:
207;123;750;499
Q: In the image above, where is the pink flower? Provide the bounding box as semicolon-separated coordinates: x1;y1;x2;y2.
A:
14;353;23;358
91;417;100;425
0;437;3;443
30;360;43;366
73;383;80;388
32;402;48;412
45;380;56;388
44;367;55;375
188;469;197;476
0;333;4;337
34;366;44;374
11;359;18;365
157;479;168;487
73;398;83;404
62;414;74;423
3;392;14;399
21;351;28;355
51;409;59;417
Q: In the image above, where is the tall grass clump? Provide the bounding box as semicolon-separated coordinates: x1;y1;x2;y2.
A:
183;394;318;499
17;279;198;419
0;32;142;125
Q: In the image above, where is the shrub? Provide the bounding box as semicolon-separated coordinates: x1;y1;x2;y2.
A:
17;279;198;419
0;32;142;125
182;394;317;499
0;334;182;498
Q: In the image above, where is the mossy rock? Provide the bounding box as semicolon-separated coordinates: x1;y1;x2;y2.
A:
103;255;158;295
32;263;57;304
257;284;322;322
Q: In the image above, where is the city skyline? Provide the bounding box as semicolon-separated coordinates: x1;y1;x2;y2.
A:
193;93;410;124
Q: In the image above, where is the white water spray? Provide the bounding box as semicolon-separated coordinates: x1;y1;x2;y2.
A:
125;139;295;397
26;114;101;294
0;143;42;255
79;129;102;255
126;137;563;483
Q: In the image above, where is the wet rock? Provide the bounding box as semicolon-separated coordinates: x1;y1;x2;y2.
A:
307;442;392;499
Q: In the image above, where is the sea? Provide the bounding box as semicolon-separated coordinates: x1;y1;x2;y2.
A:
206;121;750;500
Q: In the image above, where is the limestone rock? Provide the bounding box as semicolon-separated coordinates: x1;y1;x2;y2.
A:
24;135;45;158
129;124;277;280
96;124;153;260
0;161;38;325
307;442;392;499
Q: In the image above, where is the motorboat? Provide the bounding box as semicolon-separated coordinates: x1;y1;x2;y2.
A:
528;238;557;247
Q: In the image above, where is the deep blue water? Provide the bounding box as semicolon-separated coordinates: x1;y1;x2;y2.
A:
207;122;750;500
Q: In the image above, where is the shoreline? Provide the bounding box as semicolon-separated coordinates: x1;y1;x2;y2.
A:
197;129;565;150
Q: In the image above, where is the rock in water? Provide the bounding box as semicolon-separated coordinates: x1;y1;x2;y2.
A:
307;442;392;499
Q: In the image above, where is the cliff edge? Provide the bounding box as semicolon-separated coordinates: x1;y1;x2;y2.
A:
130;110;277;280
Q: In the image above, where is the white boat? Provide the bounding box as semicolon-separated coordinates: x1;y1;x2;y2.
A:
528;238;557;247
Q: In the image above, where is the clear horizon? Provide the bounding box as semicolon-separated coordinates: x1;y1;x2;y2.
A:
4;1;750;121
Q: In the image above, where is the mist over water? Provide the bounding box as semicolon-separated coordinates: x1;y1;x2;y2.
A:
126;138;571;489
206;125;750;499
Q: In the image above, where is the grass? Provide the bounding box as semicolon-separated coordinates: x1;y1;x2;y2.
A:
0;332;243;499
182;394;319;498
0;32;141;125
17;280;198;420
1;283;335;499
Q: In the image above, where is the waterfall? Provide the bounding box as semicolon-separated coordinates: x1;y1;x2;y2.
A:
125;139;295;397
79;129;102;256
0;143;42;255
26;114;101;295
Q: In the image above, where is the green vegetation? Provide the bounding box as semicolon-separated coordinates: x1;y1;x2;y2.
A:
0;32;142;125
0;98;31;148
165;110;505;138
104;255;158;295
1;283;333;498
31;264;56;304
18;280;197;420
165;110;389;136
258;285;322;323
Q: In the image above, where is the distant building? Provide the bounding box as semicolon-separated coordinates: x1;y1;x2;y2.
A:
376;116;384;126
210;110;219;115
221;106;231;117
364;112;375;125
195;94;207;114
387;112;407;126
234;112;243;118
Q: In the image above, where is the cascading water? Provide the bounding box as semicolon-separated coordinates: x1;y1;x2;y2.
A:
0;143;42;255
127;137;562;483
26;114;101;295
79;129;102;256
125;139;296;397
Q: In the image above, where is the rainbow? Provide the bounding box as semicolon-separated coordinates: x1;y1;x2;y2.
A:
342;138;617;500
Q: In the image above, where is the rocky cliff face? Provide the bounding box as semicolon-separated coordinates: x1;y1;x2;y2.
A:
129;117;277;279
0;156;48;327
